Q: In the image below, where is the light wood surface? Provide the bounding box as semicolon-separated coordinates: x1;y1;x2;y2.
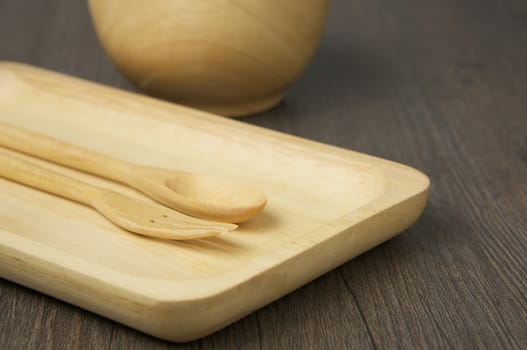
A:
0;121;267;223
0;150;235;240
87;0;329;117
0;62;428;342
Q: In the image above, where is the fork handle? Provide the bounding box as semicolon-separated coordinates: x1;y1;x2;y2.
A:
0;150;99;206
0;121;133;184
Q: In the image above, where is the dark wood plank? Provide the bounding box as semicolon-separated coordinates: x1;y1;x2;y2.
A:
1;0;527;348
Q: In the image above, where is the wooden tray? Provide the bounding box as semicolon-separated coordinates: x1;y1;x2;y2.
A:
0;62;429;342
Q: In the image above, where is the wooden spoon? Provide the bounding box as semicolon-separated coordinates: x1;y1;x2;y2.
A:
0;121;267;223
0;151;237;240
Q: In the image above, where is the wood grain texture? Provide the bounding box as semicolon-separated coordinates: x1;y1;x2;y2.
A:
0;0;526;349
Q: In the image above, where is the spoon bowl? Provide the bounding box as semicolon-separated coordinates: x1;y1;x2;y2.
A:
131;167;267;223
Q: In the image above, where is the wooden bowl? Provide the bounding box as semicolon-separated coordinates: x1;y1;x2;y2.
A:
88;0;329;117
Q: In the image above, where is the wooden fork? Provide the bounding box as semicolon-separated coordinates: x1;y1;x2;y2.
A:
0;151;237;240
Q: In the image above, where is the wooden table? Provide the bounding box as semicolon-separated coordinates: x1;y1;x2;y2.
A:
1;0;526;348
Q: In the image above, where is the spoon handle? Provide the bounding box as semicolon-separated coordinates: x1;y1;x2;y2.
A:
0;150;98;205
0;121;132;184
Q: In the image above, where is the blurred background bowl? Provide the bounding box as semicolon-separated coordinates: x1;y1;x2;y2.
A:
88;0;329;117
